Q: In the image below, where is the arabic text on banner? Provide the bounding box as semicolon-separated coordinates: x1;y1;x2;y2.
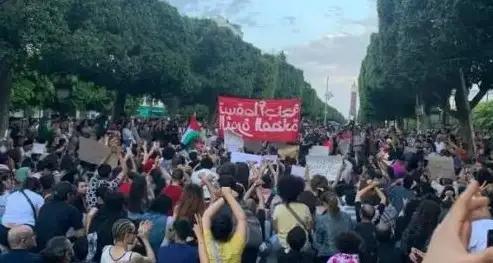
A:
218;96;301;142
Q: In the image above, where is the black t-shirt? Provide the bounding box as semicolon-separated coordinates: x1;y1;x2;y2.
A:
377;242;404;263
277;250;314;263
0;249;43;263
71;195;87;214
88;209;127;260
355;222;378;262
35;200;83;250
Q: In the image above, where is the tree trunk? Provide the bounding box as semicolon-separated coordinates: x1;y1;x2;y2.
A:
0;61;12;138
112;89;126;120
441;110;448;128
456;68;476;159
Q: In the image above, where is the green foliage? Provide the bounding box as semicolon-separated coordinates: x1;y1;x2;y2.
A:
11;70;55;110
473;101;493;132
179;104;210;121
124;96;144;117
1;0;345;124
359;0;493;122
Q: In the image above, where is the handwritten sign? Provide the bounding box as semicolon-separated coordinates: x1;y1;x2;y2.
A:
79;137;118;167
230;152;279;166
224;130;244;153
218;96;301;142
427;154;455;180
306;155;343;181
291;165;306;178
231;152;263;166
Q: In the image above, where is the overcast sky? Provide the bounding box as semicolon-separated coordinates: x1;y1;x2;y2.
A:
167;0;378;117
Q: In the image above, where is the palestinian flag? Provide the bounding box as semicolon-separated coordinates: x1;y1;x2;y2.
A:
181;115;201;146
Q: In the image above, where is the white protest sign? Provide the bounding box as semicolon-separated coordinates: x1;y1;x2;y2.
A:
306;155;343;181
231;152;262;166
32;143;46;155
309;146;329;156
262;155;278;162
427;154;455;180
338;139;350;156
291;165;306;178
224;130;244;153
230;152;279;166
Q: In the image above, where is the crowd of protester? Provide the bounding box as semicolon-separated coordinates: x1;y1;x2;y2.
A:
0;115;492;263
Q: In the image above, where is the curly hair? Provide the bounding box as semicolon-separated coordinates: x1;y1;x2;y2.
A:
278;175;305;203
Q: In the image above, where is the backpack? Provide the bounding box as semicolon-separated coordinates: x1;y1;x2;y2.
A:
245;210;263;249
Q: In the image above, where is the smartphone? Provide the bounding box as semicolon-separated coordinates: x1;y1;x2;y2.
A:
487;229;493;247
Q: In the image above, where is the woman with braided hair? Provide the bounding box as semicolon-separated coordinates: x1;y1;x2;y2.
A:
100;219;155;263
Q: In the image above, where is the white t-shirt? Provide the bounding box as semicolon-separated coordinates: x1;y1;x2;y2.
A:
2;190;44;226
0;192;9;221
191;168;218;199
435;142;446;154
468;219;493;253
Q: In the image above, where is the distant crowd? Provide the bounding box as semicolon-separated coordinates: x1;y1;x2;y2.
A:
0;116;492;263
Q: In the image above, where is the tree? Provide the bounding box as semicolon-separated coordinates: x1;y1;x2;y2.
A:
473;101;493;133
2;0;345;129
0;0;72;135
359;0;493;132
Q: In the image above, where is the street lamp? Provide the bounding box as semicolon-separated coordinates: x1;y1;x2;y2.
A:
324;75;333;126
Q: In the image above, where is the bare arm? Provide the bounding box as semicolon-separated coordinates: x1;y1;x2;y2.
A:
256;187;265;210
222;187;247;237
132;221;156;263
331;159;347;188
374;187;387;205
84;208;98;234
201;173;219;202
243;179;261;202
356;182;378;202
193;214;209;263
202;198;225;229
142;143;151;165
129;155;137;173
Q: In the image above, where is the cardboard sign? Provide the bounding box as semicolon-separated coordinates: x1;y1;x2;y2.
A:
291;165;306;178
306;155;343;181
224;130;244;153
427;154;455;180
278;145;299;160
79;137;118;167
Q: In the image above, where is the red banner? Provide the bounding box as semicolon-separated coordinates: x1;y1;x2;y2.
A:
218;96;301;142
